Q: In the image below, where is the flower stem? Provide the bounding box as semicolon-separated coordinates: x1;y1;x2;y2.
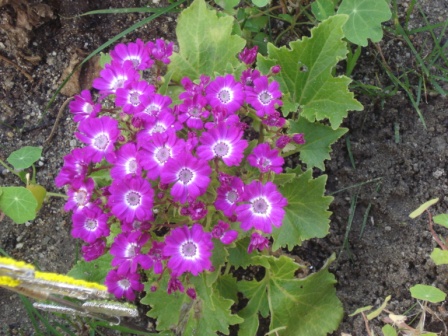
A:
46;192;68;199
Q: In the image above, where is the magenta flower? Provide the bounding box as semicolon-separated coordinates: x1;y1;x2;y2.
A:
81;239;106;261
110;231;153;275
55;148;89;188
240;69;261;88
93;60;140;96
262;111;286;128
71;205;110;243
186;288;197;300
247;232;270;253
211;221;238;245
139;131;185;180
215;176;244;217
292;133;306;144
136;112;181;142
121;219;151;233
76;116;120;163
196;123;248;166
64;178;95;212
136;93;172;124
163;224;213;276
276;135;291;149
105;269;144;301
160;153;211;204
183;200;207;221
236;181;287;234
115;80;155;114
110;39;153;70
69;90;101;122
148;241;167;274
245;76;282;117
238;46;258;65
247;143;284;174
177;94;209;129
108;175;154;223
147;39;173;64
109;143;142;180
206;74;244;114
167;276;184;294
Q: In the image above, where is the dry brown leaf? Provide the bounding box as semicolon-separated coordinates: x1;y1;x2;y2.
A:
60;53;82;96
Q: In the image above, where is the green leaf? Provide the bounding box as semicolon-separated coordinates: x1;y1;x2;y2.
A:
67;254;113;284
290;118;348;170
311;0;335;21
238;254;342;336
228;237;256;268
257;15;363;129
382;324;398;336
215;274;239;302
251;0;269;7
214;0;240;12
409;198;439;218
26;184;47;212
337;0;392;47
272;170;333;250
433;214;448;228
7;146;42;170
142;272;242;335
272;173;296;186
430;248;448;266
89;168;112;188
0;187;37;224
167;0;246;82
410;284;446;303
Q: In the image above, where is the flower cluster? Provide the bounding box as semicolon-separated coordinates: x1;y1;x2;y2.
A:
58;39;304;301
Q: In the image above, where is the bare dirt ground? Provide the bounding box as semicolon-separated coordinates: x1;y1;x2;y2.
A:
0;0;447;335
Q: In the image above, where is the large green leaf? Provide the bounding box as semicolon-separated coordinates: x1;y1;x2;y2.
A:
290;118;348;170
7;146;42;170
167;0;246;82
337;0;392;47
257;14;363;129
67;254;113;284
410;284;446;303
0;186;37;224
272;170;333;250
142;272;242;335
237;254;342;336
311;0;335;21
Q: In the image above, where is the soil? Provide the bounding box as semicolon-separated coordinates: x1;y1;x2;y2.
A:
0;0;447;335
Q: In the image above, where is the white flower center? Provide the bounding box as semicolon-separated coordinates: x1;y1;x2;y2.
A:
125;242;137;258
118;279;131;290
258;90;273;105
125;158;138;174
129;91;141;106
85;219;98;231
252;197;270;215
213;141;229;157
125;190;142;208
226;190;238;204
93;133;110;151
218;88;233;104
180;241;198;259
155;147;171;164
178;168;194;185
75;189;88;206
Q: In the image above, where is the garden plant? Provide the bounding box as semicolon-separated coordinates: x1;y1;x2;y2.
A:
0;0;395;334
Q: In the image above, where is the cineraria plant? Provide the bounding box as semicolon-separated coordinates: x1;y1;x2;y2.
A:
59;0;368;334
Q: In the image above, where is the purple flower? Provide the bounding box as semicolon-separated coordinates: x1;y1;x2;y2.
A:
177;94;209;129
245;76;282;117
110;39;153;70
211;221;238;245
292;133;306;144
196;123;248;167
148;39;173;64
160;153;211;204
262;111;286;128
215;176;244;217
137;93;172;124
248;232;270;253
55;148;89;188
148;241;167;274
167;276;184;294
206;74;244;114
236;181;287;234
105;269;144;301
108;176;154;223
110;231;153;275
109;143;142;180
121;219;151;233
81;239;106;261
185;200;207;221
71;205;110;243
93;60;140;96
179;75;210;100
238;46;258;65
247;143;284;174
240;69;261;88
163;224;213;276
69;90;101;122
186;288;197;300
64;178;95;212
139;131;185;180
76;116;120;163
276;135;291;149
115;80;155;114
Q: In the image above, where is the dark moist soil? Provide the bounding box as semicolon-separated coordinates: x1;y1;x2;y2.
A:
1;0;447;335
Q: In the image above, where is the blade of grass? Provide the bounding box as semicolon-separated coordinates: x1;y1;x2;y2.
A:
330;177;383;195
45;0;187;113
359;182;381;238
79;7;180;16
345;135;356;169
339;192;358;258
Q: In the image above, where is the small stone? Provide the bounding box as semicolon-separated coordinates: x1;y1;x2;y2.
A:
385;226;392;232
15;243;24;249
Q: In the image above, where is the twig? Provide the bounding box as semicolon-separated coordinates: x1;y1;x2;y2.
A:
0;53;33;82
44;97;72;147
426;210;448;250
